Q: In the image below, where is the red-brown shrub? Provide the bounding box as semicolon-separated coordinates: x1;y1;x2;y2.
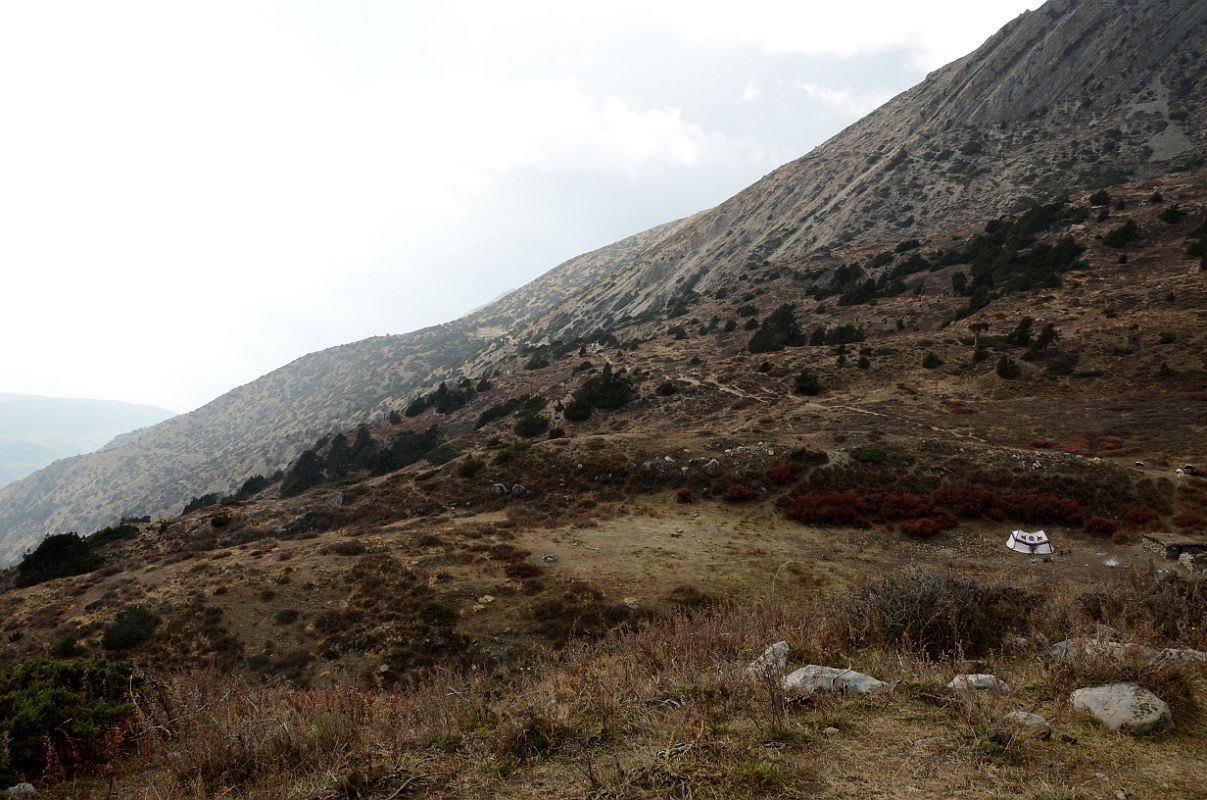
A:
1085;516;1119;537
489;543;530;562
935;482;1006;520
1008;493;1089;526
1173;512;1205;529
724;483;757;503
784;491;865;526
1056;436;1093;456
675;486;694;503
900;517;952;539
868;492;937;521
1120;507;1160;530
1031;437;1054;449
504;561;542;580
1095;436;1124;450
767;459;799;486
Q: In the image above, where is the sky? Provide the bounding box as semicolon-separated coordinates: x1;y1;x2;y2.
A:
0;1;1032;414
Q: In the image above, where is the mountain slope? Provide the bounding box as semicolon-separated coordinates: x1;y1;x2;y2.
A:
0;394;174;489
1;0;1203;564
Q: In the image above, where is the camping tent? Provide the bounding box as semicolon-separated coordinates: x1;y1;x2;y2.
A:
1006;529;1053;555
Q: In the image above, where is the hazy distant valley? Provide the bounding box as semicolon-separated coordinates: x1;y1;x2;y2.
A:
0;394;173;490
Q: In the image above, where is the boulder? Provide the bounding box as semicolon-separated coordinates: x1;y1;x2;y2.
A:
1003;710;1049;728
947;674;1011;692
745;641;790;678
1070;683;1173;734
782;665;886;696
6;785;37;799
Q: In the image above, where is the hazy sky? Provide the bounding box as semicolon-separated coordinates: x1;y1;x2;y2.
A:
0;1;1031;413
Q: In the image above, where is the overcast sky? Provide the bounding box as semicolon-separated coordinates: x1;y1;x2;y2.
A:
0;1;1032;413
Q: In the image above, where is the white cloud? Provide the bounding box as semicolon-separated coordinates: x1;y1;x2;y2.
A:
795;82;897;117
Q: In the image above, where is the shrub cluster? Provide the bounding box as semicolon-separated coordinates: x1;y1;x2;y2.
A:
563;363;634;423
0;659;138;784
783;481;1099;532
747;304;806;353
845;570;1040;657
282;425;444;496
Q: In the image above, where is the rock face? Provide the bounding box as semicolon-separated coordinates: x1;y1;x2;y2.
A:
947;674;1011;692
745;641;790;678
1070;683;1173;734
782;665;887;696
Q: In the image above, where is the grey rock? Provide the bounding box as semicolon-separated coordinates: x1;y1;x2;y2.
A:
1150;647;1207;666
6;785;37;799
1070;683;1173;734
782;665;886;696
510;484;528;496
327;492;344;508
947;674;1011;692
744;641;790;678
1003;711;1050;729
823;726;840;736
540;553;558;564
702;459;721;475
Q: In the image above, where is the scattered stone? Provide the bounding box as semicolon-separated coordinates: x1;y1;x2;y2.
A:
510;484;528;496
702;459;721;475
6;785;37;799
1048;638;1156;663
1002;711;1052;738
1070;683;1173;734
823;726;840;736
327;492;344;508
540;553;558;563
1150;647;1207;666
744;641;790;678
490;483;508;495
948;674;1011;692
783;665;887;696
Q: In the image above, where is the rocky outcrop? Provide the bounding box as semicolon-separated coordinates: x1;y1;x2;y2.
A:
782;665;887;696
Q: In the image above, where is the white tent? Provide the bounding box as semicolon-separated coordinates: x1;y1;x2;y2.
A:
1006;529;1053;555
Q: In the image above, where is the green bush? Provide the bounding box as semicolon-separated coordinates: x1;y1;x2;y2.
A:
747;304;806;353
1103;219;1140;248
514;414;550;438
850;447;887;464
0;659;136;783
15;533;102;587
921;352;943;369
793;369;820;396
996;355;1021;379
102;606;161;651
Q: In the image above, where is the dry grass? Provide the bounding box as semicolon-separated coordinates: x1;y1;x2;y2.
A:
28;570;1207;800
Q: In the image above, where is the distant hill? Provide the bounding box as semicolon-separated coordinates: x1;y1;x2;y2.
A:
0;394;175;489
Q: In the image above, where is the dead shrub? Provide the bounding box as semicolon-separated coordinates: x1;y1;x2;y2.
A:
504;561;542;580
845;570;1040;658
674;486;694;503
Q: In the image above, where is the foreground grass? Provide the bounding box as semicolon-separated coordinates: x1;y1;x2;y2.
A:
19;571;1207;799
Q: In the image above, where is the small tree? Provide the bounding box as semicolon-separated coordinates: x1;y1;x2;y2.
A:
996;355;1020;379
794;369;821;396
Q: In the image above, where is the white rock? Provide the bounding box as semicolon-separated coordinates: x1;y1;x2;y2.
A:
745;641;790;678
1070;683;1173;734
947;674;1011;692
782;665;886;696
823;726;840;736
